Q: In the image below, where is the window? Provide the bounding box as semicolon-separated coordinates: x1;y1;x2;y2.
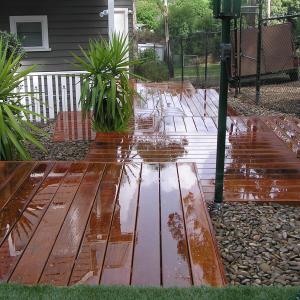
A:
10;15;51;52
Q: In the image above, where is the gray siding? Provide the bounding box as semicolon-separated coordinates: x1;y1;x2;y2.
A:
0;0;133;72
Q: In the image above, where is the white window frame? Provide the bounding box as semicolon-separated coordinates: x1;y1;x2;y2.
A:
9;15;51;52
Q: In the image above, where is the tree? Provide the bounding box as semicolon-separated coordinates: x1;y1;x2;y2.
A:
281;0;300;14
264;0;300;16
168;0;217;37
136;0;218;35
136;0;162;30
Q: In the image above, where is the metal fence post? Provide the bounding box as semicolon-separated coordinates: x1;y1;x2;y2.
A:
234;17;239;97
204;31;209;88
238;13;243;94
181;37;184;83
214;17;232;203
255;0;263;105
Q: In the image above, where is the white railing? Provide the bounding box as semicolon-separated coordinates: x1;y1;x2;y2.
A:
19;71;86;122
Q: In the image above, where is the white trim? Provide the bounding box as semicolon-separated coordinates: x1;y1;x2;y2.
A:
114;8;129;62
23;47;51;52
29;71;88;76
9;15;51;52
108;0;115;40
114;8;129;37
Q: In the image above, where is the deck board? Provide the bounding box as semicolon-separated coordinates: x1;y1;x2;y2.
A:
160;163;192;287
131;164;161;286
177;163;226;286
100;164;141;286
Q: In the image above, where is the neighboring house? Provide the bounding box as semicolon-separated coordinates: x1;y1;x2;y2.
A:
0;0;134;120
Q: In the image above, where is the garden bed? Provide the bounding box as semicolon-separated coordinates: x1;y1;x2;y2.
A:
26;121;90;161
210;203;300;286
229;80;300;117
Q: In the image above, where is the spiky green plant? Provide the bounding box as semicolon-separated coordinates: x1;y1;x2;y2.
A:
72;34;140;132
0;31;25;61
0;39;46;160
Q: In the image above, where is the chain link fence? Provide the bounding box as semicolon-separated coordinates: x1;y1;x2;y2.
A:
169;31;221;88
232;7;300;115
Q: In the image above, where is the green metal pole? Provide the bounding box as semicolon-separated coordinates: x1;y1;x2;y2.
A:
238;13;243;94
214;16;231;203
204;31;209;88
255;0;263;105
234;17;239;97
181;38;184;83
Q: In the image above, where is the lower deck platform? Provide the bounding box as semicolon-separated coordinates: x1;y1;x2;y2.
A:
0;161;225;287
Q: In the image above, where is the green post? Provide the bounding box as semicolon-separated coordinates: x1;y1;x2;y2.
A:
204;31;209;88
181;37;184;83
238;13;243;94
215;1;232;203
255;0;263;105
234;17;239;97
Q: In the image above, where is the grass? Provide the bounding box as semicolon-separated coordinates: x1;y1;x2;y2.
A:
174;63;221;79
0;284;299;300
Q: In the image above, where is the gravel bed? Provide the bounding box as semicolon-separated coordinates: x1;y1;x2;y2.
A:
26;121;90;161
228;81;300;117
229;96;291;117
210;203;300;286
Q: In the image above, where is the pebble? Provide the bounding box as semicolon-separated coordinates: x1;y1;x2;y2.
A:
26;121;90;161
210;203;300;286
260;263;272;273
229;81;300;117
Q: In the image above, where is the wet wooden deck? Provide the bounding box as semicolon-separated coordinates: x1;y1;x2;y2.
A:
1;82;299;288
53;83;300;204
0;161;225;287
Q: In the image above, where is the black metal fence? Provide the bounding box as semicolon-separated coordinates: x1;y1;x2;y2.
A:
169;31;221;88
232;7;300;115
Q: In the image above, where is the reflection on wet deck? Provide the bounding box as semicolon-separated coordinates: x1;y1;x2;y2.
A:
0;162;225;287
52;83;300;204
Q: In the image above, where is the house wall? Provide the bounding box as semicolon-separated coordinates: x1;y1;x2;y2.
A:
0;0;133;72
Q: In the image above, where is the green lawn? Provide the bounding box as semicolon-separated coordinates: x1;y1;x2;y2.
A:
174;63;221;79
0;284;299;300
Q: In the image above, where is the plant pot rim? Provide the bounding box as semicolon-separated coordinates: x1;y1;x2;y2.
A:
95;131;133;143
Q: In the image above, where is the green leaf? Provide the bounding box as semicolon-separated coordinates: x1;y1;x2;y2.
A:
0;38;46;160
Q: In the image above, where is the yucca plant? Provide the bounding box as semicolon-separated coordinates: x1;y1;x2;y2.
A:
0;38;46;160
72;34;140;132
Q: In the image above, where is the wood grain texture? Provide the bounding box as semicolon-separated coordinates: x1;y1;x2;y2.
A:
2;162;226;287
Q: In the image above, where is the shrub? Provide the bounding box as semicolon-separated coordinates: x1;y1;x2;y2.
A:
72;34;140;132
0;38;45;160
0;31;25;61
136;47;169;82
139;48;159;61
135;61;169;82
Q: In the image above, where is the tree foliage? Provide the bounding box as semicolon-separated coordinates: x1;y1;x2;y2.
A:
271;0;300;15
136;0;162;31
168;0;217;37
136;0;219;36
